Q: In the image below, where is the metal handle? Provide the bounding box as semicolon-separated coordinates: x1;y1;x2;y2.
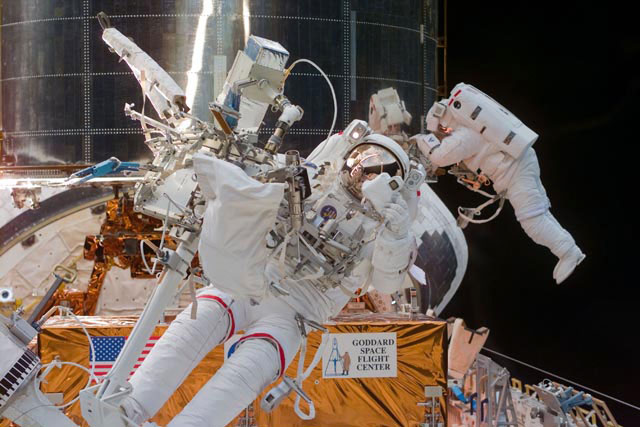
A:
97;12;112;30
53;264;77;284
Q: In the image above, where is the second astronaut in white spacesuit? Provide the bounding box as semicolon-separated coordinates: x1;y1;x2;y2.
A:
415;83;585;284
120;128;415;426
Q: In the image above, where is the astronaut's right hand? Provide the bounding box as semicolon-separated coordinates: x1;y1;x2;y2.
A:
382;195;410;238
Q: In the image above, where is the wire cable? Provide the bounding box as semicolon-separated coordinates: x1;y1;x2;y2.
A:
285;58;338;144
11;306;101;425
140;239;155;275
32;360;96;409
33;306;98;406
10;402;66;426
482;346;640;412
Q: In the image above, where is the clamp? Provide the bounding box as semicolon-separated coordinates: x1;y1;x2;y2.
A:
69;157;140;184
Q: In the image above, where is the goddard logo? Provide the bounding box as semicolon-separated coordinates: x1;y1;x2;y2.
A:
322;332;397;379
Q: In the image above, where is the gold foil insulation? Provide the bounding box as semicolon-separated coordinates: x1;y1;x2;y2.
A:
27;194;368;319
33;313;446;426
42;198;175;316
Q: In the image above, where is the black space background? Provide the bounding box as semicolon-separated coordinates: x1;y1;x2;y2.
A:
436;1;639;424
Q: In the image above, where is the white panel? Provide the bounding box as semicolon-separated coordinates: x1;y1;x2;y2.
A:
0;207;101;310
14;234;68;290
95;267;157;316
56;212;103;251
0;187;66;229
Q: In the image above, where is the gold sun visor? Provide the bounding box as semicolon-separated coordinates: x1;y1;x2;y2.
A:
340;144;404;200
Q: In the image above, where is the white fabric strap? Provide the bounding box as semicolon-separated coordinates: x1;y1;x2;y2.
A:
188;276;198;320
139;70;153;142
276;230;295;277
457;192;506;225
293;333;330;420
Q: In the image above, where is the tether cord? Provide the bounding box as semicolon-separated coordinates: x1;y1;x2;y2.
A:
482;347;640;412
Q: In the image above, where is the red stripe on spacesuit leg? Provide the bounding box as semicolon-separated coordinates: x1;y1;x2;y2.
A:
449;89;462;105
234;333;286;379
196;295;236;341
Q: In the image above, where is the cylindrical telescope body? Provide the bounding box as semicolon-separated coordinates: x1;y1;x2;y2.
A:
1;0;438;166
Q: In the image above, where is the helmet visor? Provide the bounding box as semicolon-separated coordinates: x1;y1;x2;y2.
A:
340;144;402;199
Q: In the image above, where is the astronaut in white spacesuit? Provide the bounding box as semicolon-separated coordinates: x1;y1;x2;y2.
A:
414;83;585;284
120;127;415;426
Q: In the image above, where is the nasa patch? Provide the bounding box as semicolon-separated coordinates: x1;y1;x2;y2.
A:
320;205;338;221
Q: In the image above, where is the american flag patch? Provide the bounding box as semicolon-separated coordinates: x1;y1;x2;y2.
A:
89;335;160;380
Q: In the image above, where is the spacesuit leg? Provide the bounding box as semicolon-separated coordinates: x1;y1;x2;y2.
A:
168;298;301;427
507;153;584;283
121;288;248;424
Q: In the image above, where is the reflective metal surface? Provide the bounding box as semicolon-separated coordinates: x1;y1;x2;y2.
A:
39;313;447;426
340;143;404;199
1;0;438;165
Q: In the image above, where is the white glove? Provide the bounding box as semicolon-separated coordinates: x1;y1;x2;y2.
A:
382;195;410;238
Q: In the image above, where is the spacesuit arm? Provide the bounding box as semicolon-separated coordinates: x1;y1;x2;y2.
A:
370;230;414;294
416;127;484;167
306;133;343;166
369;197;415;294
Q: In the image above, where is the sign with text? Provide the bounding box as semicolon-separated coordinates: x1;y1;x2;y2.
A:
322;332;397;378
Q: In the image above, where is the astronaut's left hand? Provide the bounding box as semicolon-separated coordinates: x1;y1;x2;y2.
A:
382;195;410;238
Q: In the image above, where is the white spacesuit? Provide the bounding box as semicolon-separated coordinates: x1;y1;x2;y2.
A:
415;83;585;284
120;128;415;426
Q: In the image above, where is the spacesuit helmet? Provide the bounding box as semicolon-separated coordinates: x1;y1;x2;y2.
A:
426;84;470;134
340;133;410;200
368;88;412;142
425;100;457;135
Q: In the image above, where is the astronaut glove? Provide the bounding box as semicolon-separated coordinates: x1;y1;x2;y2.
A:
382;195;410;239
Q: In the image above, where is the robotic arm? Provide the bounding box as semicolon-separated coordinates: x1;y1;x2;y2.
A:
1;16;307;427
98;13;188;123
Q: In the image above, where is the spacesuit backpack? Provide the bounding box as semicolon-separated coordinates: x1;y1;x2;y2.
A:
426;82;538;160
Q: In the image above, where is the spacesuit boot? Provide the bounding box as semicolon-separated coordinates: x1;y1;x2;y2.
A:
519;211;585;284
553;245;586;284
